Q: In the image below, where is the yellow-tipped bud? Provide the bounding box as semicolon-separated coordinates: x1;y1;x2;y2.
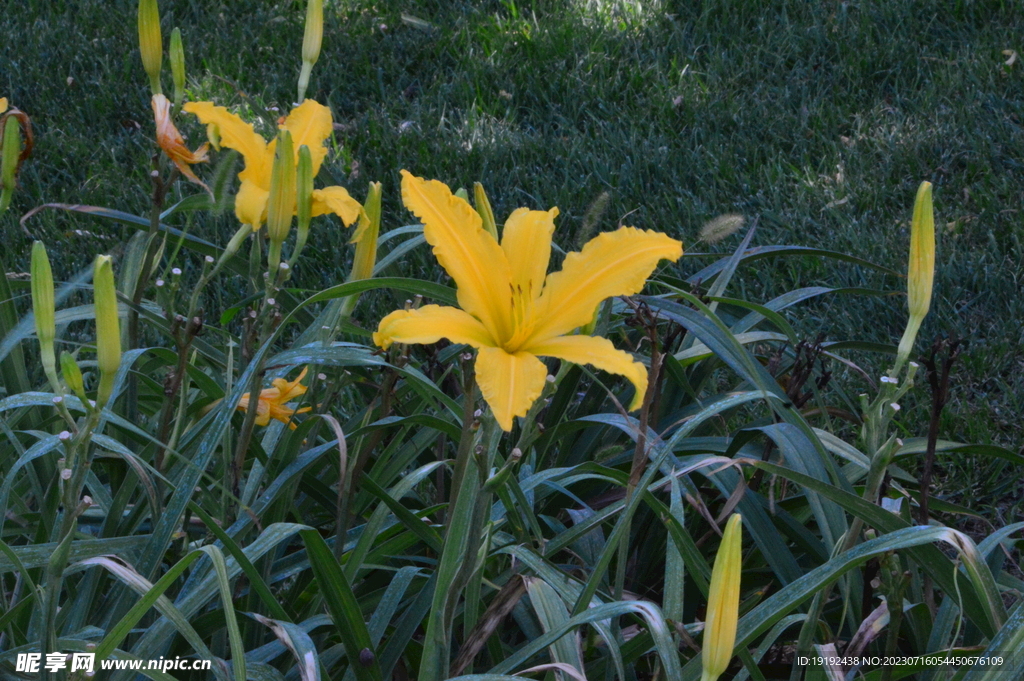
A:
60;351;89;406
473;181;498;240
93;255;121;409
31;241;59;391
895;181;935;368
266;130;296;246
297;0;324;102
701;514;743;681
170;28;185;109
138;0;163;95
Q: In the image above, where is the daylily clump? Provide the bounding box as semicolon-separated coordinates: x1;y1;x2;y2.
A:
236;366;312;429
183;99;361;232
374;171;683;430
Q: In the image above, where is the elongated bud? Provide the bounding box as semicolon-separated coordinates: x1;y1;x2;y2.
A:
297;0;324;102
170;28;185;109
266;130;296;247
895;181;935;370
349;182;382;282
473;182;498;240
31;241;59;392
291;145;314;263
0;115;18;213
138;0;163;95
60;351;89;406
93;255;121;409
701;514;742;681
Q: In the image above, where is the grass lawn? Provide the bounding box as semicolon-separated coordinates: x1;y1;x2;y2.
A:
3;0;1022;511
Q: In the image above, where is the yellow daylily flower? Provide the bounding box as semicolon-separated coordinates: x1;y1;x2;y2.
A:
0;98;7;114
236;366;312;429
374;171;683;431
152;94;209;190
702;514;743;681
183;99;362;232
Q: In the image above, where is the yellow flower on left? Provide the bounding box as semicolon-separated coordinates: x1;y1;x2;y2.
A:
183;99;362;232
153;94;209;190
0;98;7;114
236;366;312;429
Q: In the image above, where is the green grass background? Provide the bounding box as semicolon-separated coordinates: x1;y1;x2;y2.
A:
2;0;1022;511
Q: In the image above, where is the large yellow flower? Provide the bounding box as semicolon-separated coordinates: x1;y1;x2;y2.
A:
374;171;683;431
183;99;361;231
236;366;312;429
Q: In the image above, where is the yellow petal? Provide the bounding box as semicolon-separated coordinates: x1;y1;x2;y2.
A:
526;334;648;411
374;305;496;350
474;346;547;431
0;98;7;114
270;366;309;402
235;179;270;230
702;514;743;681
183;102;269;186
312;186;362;226
501;206;558;302
280;99;333;176
531;227;683;342
400;170;513;343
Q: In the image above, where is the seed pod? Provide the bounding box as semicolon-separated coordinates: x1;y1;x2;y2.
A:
93;255;121;408
701;514;743;681
138;0;163;95
31;241;59;391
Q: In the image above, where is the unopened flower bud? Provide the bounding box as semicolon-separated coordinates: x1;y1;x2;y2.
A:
61;351;89;405
169;27;185;108
702;514;743;681
895;181;935;369
266;129;296;247
297;0;324;102
93;255;121;408
137;0;163;95
31;241;59;391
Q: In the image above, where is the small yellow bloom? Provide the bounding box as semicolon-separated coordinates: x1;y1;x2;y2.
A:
183;99;362;232
374;171;683;431
153;94;209;190
0;98;7;114
236;366;312;428
702;514;743;681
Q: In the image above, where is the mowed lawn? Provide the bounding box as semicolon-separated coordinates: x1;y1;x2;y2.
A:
2;0;1022;506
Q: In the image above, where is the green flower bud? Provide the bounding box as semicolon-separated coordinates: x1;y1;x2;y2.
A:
93;255;121;409
701;514;743;681
473;182;498;240
895;181;935;370
297;0;324;102
349;182;381;282
31;241;59;392
1;114;20;190
60;351;89;406
291;144;314;264
266;129;296;247
138;0;163;95
170;28;185;109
